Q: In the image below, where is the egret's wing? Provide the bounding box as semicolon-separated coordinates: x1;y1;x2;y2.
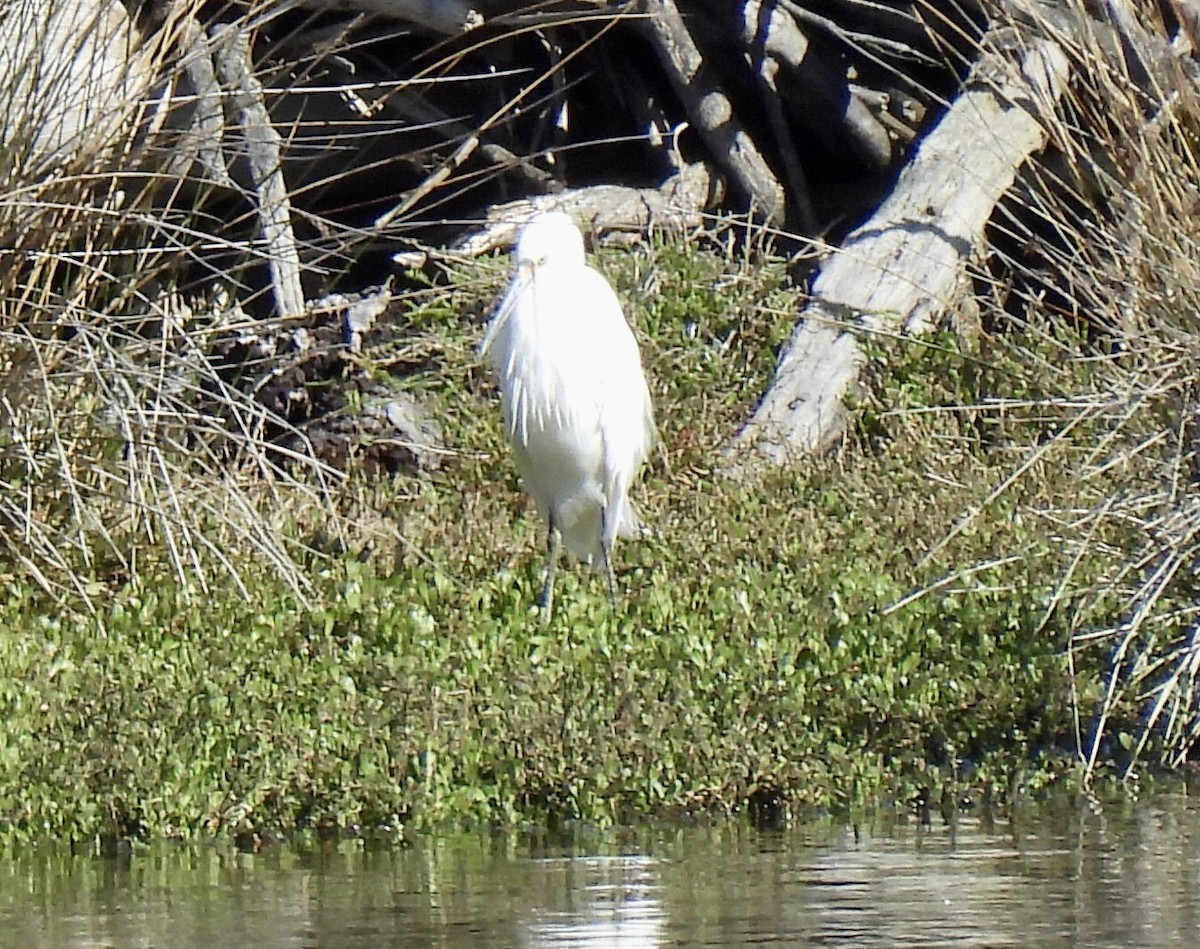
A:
575;269;653;435
568;268;655;544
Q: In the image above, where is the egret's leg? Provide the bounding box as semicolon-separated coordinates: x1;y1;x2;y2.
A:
538;524;561;618
599;508;618;608
599;544;618;608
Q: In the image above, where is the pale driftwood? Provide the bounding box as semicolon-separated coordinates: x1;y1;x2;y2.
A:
166;16;234;187
401;162;714;264
744;0;893;177
742;0;816;232
995;0;1200;88
642;0;787;226
212;28;307;319
0;0;152;178
736;34;1071;462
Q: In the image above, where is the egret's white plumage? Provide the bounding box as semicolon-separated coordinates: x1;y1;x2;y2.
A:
481;210;655;612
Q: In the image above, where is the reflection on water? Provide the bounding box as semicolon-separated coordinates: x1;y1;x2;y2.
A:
0;791;1198;947
522;856;663;948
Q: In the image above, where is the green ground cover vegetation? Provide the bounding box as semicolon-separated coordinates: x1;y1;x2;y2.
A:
0;226;1180;847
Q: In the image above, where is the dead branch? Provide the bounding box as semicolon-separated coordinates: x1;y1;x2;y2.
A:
736;32;1071;462
167;16;234;187
278;0;484;35
212;25;307;318
745;0;894;176
393;161;714;264
642;0;788;225
994;0;1200;88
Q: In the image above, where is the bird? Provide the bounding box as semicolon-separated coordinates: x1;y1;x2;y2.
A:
480;210;656;617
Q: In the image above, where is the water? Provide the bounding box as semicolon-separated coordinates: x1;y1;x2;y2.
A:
1;791;1198;947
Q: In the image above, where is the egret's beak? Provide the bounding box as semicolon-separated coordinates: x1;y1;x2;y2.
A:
479;260;535;358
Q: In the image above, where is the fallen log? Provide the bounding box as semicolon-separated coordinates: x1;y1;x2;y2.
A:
393;161;714;265
736;31;1071;462
0;0;152;179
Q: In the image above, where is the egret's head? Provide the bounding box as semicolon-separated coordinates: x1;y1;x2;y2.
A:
514;210;585;271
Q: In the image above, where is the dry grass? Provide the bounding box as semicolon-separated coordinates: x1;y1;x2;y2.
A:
0;3;353;606
951;3;1200;775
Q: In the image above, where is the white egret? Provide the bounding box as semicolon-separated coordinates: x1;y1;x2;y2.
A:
481;210;655;616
